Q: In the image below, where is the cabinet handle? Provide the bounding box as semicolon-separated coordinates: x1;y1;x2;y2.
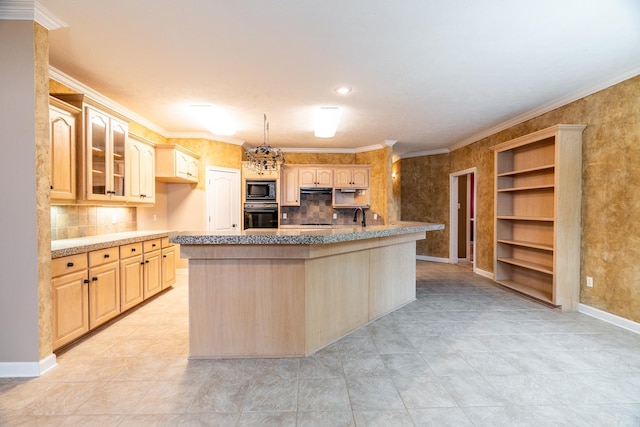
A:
92;277;98;281
145;260;149;264
163;255;167;258
83;279;89;284
131;248;136;252
140;262;145;265
50;185;54;190
152;244;156;247
104;254;110;259
67;262;74;267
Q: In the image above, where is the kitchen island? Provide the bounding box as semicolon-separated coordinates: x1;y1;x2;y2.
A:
170;222;444;358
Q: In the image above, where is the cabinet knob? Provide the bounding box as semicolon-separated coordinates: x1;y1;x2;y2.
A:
163;255;167;258
131;248;136;252
92;277;98;281
145;260;149;264
152;244;156;247
50;185;54;190
104;254;110;259
140;262;145;265
67;262;74;267
83;279;89;284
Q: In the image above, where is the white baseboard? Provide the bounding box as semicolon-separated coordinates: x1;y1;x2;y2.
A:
579;304;640;335
474;268;494;280
0;353;56;378
416;255;450;263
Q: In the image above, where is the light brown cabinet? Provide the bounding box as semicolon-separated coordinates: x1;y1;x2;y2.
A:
280;165;300;206
299;167;333;188
127;135;156;204
156;144;200;183
333;167;369;188
119;242;144;312
88;247;121;328
492;124;585;310
161;237;176;289
143;239;162;298
49;97;79;201
51;254;89;350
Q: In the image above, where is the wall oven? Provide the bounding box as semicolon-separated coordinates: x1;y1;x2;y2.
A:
244;202;279;229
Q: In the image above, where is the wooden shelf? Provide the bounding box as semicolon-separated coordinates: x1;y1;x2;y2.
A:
498;184;554;193
497;215;554;222
493;125;585;311
498;164;554;177
497;239;553;252
92;169;104;175
497;257;553;275
495;280;553;305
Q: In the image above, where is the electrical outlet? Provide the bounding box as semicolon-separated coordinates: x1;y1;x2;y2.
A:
333;213;338;219
111;215;117;224
153;214;157;222
586;276;594;288
373;214;378;220
282;213;287;219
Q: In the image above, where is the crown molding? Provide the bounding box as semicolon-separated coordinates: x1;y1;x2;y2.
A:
399;148;450;159
49;66;169;137
165;131;245;145
447;64;640;152
0;1;67;30
276;143;389;154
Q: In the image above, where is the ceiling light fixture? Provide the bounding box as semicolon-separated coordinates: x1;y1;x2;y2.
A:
190;105;236;136
335;86;352;95
314;107;341;138
246;113;285;175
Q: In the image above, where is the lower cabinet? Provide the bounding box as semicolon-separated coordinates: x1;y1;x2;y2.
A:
143;239;162;298
52;261;89;350
120;242;144;312
51;235;176;351
161;237;176;289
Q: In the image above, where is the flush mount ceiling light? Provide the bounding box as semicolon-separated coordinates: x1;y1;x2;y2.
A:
334;86;352;95
246;113;285;175
189;105;236;136
314;107;341;138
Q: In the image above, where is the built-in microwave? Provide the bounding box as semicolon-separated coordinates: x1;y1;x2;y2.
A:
246;180;276;201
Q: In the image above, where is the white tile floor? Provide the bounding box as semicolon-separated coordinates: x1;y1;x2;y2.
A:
1;262;640;426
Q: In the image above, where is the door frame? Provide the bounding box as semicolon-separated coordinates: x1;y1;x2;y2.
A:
449;167;477;271
205;165;241;234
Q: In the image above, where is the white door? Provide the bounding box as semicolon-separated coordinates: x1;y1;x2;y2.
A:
206;167;241;234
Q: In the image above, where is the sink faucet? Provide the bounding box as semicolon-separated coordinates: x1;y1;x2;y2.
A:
353;207;366;227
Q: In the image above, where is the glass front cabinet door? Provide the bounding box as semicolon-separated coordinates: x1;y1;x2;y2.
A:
85;107;128;201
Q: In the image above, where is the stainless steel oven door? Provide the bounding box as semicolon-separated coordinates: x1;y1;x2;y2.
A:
243;203;278;229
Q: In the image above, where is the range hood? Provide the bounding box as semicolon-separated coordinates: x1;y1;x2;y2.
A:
300;187;333;194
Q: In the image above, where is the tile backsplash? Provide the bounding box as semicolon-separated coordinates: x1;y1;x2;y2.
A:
51;206;136;240
280;193;382;226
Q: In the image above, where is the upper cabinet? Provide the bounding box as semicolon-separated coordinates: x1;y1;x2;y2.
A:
49;97;80;201
51;94;131;203
280;165;300;206
155;144;200;183
127;134;156;204
299;167;333;188
333;166;369;189
86;107;128;202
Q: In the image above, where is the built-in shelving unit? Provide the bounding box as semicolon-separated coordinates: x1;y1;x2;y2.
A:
492;124;586;311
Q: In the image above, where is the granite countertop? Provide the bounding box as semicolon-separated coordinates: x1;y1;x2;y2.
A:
51;230;174;258
170;222;444;245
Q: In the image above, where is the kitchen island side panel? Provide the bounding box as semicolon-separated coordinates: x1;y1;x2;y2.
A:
188;258;305;358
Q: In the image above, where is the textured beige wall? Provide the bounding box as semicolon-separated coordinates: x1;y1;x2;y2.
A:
36;23;52;360
401;74;640;323
356;147;390;223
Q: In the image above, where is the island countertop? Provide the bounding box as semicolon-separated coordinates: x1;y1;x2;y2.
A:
169;221;444;246
51;230;174;258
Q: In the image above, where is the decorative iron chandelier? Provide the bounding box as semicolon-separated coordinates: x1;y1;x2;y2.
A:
246;114;285;175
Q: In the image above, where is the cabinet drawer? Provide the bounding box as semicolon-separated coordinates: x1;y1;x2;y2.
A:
89;247;119;267
161;237;173;248
120;242;143;259
144;239;161;253
52;253;87;277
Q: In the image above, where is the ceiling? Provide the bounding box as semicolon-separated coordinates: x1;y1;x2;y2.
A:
37;0;640;156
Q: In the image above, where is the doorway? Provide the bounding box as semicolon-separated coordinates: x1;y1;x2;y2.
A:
449;167;477;271
205;166;241;234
